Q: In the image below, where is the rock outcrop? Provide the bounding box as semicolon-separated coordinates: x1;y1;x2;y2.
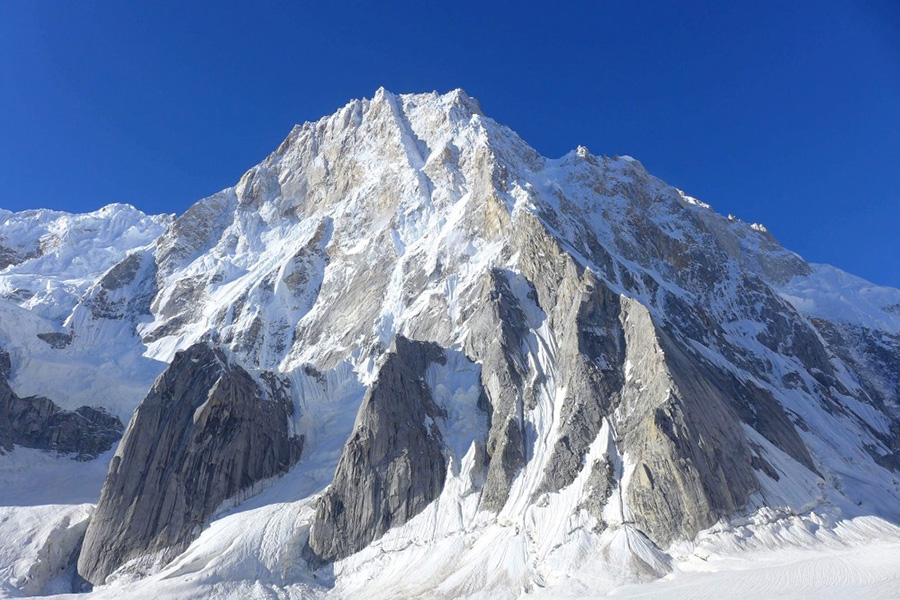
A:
462;269;530;512
307;336;450;563
0;347;123;459
77;343;303;585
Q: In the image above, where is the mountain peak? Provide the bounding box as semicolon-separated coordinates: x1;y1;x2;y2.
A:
1;90;899;599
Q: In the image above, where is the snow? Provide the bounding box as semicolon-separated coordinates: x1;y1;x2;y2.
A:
0;204;170;322
605;532;900;600
0;448;112;597
0;295;165;421
425;348;486;465
779;263;900;334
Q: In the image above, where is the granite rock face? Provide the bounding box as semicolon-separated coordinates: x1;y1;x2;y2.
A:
0;349;10;380
307;336;449;563
281;92;898;565
462;268;530;512
613;300;758;547
77;343;303;585
3;398;123;460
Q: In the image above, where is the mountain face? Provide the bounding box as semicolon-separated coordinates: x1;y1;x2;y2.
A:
1;88;899;598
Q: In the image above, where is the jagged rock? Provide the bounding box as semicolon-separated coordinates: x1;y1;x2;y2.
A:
0;349;10;380
508;216;627;496
0;242;40;272
0;348;123;458
809;319;900;469
307;336;448;563
0;379;14;452
83;251;160;321
0;245;20;271
6;398;122;460
77;342;303;585
579;458;616;530
1;90;898;595
462;269;531;511
36;331;73;349
616;304;759;547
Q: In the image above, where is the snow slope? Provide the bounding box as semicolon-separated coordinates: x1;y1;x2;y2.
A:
0;204;170;321
780;263;900;334
0;205;170;419
0;448;111;597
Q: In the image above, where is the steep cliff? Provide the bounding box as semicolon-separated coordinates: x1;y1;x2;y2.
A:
77;343;303;585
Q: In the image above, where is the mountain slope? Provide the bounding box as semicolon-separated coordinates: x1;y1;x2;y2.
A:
0;88;898;598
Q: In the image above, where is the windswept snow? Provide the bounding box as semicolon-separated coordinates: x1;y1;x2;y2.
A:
780;263;900;334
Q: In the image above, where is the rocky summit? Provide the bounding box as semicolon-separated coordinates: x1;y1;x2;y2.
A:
0;88;898;598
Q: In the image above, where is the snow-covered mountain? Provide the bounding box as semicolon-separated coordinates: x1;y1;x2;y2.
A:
1;88;899;598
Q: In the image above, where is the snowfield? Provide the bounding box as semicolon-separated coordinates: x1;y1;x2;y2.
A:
2;443;896;599
2;452;896;599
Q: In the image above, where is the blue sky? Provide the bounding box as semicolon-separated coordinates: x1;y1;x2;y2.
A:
1;1;898;287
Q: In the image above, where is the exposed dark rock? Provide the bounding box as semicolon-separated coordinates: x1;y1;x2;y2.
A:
0;349;123;459
0;242;40;271
100;253;143;290
616;308;761;548
579;458;616;530
83;251;160;322
808;319;900;470
479;416;525;512
726;374;818;474
77;342;303;585
2;89;897;592
0;245;19;271
535;273;626;496
307;336;448;563
37;331;73;349
6;398;122;460
0;379;14;452
0;349;10;380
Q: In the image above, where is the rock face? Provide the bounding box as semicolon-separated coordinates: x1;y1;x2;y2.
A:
2;397;123;460
0;349;10;380
0;347;123;459
307;336;450;563
77;343;303;585
462;268;530;512
614;302;759;547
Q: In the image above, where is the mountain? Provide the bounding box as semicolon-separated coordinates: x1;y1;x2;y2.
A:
1;88;899;598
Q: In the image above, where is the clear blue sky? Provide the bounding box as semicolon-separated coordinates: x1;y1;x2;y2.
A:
1;1;898;287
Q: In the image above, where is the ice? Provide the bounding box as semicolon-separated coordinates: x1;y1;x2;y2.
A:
0;204;170;322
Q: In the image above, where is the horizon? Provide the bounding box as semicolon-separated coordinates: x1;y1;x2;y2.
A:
1;2;898;288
